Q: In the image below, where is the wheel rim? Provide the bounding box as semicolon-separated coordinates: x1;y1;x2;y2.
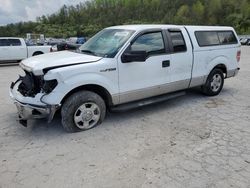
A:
211;74;222;92
74;102;101;129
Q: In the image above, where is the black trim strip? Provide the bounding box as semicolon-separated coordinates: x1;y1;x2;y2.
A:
168;28;181;32
43;60;101;74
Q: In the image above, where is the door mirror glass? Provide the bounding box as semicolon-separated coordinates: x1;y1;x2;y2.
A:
121;50;147;63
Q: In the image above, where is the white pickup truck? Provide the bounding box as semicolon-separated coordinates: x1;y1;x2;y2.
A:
0;37;52;62
10;25;241;132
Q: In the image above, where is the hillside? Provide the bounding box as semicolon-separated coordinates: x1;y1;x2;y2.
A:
0;0;249;38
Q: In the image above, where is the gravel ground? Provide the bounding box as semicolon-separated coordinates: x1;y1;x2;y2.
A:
0;47;250;188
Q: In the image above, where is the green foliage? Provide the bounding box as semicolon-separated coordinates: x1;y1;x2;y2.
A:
0;0;249;38
174;5;191;24
192;1;205;24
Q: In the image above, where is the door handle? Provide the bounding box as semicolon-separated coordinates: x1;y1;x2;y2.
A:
162;60;170;68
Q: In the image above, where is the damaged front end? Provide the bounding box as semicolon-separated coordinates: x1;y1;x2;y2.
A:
10;69;60;127
11;70;44;97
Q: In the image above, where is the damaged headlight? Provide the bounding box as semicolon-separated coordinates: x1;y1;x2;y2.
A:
17;70;42;97
42;79;58;94
15;69;58;96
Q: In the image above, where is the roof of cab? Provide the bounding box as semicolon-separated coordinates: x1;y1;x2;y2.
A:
107;24;235;32
107;24;182;31
185;25;234;32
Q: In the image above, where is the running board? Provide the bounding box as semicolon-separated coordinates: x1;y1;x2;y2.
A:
111;91;186;112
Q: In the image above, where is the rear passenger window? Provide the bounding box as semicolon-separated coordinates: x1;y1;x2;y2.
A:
8;39;21;46
218;31;237;44
195;31;220;46
169;31;187;53
0;39;9;46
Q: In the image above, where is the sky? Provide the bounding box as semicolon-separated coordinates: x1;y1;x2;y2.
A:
0;0;85;25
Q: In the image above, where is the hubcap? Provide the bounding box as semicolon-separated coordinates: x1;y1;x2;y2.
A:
211;74;222;92
74;102;101;129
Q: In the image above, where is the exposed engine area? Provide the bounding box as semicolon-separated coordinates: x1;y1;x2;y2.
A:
12;70;58;97
17;70;44;97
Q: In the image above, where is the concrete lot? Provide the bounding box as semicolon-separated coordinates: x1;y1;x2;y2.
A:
0;47;250;188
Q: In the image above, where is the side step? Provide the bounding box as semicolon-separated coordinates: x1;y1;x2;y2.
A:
110;91;186;112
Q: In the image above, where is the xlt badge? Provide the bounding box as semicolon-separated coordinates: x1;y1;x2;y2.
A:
100;68;116;72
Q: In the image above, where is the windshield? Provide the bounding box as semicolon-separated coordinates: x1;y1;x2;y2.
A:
79;29;135;58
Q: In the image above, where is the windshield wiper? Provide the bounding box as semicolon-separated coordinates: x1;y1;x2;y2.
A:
81;50;96;56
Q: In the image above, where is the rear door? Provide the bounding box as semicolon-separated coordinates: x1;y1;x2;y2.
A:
166;28;193;90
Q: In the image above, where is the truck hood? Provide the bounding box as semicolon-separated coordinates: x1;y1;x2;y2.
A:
20;51;102;75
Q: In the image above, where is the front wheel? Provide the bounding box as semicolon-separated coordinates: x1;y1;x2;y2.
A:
202;69;224;96
61;91;106;132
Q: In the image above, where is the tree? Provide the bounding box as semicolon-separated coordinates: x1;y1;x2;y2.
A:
192;1;205;24
174;5;190;24
0;0;249;37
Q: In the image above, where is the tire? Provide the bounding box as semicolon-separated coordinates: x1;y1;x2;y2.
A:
61;91;106;133
202;69;224;96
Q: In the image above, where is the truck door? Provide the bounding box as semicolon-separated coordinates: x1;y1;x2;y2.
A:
0;39;10;61
7;39;27;61
118;30;172;104
166;29;193;90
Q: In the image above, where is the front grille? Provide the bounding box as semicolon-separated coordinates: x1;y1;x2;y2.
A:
18;70;44;97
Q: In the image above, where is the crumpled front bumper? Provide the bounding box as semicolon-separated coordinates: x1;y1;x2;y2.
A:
10;81;59;127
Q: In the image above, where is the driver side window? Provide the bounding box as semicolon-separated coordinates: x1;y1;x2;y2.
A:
131;32;165;55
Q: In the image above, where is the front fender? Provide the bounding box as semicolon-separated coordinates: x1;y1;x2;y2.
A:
42;72;118;105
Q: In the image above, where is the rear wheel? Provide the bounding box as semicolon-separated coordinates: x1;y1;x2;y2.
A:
202;69;224;96
61;91;106;132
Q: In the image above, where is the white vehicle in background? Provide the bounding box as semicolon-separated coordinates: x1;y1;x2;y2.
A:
0;37;52;63
10;25;241;132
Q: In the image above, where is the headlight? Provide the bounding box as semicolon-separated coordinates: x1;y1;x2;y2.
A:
42;79;58;93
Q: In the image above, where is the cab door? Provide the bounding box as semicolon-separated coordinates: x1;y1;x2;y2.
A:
117;30;172;104
166;28;193;89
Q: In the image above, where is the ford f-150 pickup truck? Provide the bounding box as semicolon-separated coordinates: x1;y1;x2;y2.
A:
0;37;52;63
10;25;241;132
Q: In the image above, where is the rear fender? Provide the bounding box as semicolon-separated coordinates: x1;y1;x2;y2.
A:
205;55;228;77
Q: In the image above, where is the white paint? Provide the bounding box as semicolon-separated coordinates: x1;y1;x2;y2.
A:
10;25;241;116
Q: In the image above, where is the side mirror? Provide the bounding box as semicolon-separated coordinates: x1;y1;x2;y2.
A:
121;51;147;63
